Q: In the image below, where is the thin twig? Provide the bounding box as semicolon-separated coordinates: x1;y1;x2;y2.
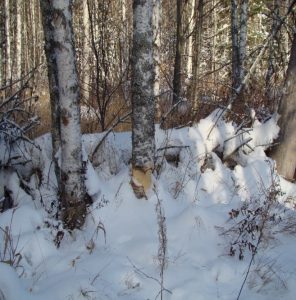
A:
127;257;172;296
91;111;131;160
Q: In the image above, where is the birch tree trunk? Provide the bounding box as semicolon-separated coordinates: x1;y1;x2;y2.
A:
211;0;217;85
0;8;3;86
31;0;36;69
131;0;155;198
239;0;248;84
121;0;129;102
266;0;280;102
191;0;203;110
4;0;11;85
82;0;90;101
15;0;22;83
272;30;296;180
186;0;195;79
40;0;61;178
40;0;88;229
231;0;240;94
153;0;161;120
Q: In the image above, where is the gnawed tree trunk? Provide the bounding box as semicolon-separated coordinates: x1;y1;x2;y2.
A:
40;0;88;229
131;0;155;198
272;30;296;180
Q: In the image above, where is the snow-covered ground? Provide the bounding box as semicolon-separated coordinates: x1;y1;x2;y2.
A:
1;109;296;300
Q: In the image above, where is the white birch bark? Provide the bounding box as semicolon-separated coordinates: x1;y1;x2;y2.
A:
31;0;36;68
121;0;129;101
82;0;90;101
4;0;11;84
40;0;88;229
15;0;22;82
0;9;3;85
231;0;240;92
131;0;155;197
187;0;195;78
239;0;248;83
152;0;161;119
211;0;217;83
192;0;203;110
266;0;280;102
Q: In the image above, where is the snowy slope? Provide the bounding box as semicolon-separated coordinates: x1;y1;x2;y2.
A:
1;109;296;300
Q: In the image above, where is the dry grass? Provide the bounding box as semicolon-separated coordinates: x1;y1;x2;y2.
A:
27;75;277;139
30;89;131;138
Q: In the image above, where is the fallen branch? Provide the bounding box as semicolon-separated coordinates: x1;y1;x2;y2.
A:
223;137;252;160
157;145;189;152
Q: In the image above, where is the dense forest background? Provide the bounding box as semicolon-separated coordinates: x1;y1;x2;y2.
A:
1;0;294;135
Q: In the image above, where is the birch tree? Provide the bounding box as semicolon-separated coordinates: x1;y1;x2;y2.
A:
272;30;296;180
82;0;90;101
239;0;248;84
153;0;161;119
131;0;155;198
186;0;195;78
40;0;89;229
120;0;129;101
4;0;11;85
265;0;280;102
231;0;240;93
231;0;249;97
191;0;203;110
0;7;3;86
15;0;22;83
